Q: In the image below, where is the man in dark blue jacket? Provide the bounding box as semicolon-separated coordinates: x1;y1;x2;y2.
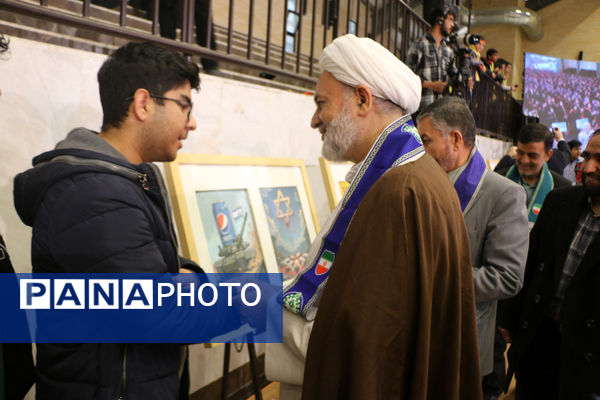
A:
14;42;200;400
0;234;35;400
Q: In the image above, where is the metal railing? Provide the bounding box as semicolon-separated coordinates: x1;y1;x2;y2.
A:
471;73;522;140
0;0;522;138
0;0;428;86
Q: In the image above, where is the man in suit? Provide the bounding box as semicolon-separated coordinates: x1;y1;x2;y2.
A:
547;127;571;175
416;97;529;399
497;123;571;228
498;129;600;399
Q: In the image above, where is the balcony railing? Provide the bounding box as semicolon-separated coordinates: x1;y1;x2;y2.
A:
0;0;522;138
0;0;429;87
471;72;522;141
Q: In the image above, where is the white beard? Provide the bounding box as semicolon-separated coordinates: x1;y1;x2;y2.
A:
321;102;358;162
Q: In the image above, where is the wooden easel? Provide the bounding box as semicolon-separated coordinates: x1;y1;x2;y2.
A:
221;342;262;400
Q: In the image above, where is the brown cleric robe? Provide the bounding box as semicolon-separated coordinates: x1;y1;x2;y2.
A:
302;153;482;400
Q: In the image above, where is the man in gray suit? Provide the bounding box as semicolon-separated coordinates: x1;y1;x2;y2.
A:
417;97;529;399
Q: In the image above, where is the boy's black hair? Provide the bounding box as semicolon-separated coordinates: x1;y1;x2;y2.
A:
97;42;200;131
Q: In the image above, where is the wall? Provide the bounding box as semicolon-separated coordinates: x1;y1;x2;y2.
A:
0;36;328;272
469;0;525;97
0;35;509;398
521;0;600;61
477;135;511;161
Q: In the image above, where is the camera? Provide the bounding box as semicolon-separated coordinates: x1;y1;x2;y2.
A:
445;27;472;98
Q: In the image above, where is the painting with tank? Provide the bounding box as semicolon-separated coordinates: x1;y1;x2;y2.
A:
195;189;266;273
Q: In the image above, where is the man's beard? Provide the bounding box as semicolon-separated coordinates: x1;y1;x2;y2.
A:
582;172;600;198
321;101;358;162
438;142;458;172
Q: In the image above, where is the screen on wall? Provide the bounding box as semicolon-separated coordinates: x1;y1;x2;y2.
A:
523;52;600;150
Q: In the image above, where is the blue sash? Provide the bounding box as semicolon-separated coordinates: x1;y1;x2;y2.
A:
282;115;424;320
451;148;488;215
505;162;553;224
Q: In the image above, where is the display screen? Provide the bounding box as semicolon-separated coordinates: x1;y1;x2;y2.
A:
523;52;600;150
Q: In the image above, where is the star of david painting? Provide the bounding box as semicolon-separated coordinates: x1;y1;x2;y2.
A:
259;187;311;279
195;189;266;274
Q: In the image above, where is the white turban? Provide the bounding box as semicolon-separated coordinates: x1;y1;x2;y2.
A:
319;34;421;114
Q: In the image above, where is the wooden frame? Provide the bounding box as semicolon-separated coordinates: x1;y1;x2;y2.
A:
318;157;354;211
486;159;500;171
163;154;320;279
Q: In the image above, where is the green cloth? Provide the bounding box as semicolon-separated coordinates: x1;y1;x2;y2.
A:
505;162;554;225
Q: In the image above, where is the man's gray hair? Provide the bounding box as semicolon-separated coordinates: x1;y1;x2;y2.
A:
416;97;476;147
374;96;406;115
342;85;406;115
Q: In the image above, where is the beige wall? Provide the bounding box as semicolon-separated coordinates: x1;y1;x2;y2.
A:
522;0;600;60
469;0;600;99
469;0;525;98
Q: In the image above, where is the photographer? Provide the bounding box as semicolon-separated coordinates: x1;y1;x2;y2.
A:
405;8;458;113
466;34;486;83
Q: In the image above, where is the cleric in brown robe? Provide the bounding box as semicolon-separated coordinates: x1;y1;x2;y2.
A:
297;35;482;399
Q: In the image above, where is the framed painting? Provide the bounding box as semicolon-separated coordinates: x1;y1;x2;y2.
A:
163;154;320;279
318;157;354;211
259;186;312;278
194;189;266;273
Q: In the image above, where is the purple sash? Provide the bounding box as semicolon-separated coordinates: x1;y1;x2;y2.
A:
452;148;488;214
282;115;424;320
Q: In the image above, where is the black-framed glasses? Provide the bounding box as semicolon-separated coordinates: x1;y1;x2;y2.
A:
124;93;193;121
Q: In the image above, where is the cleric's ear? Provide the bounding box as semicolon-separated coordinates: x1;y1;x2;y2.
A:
354;84;374;117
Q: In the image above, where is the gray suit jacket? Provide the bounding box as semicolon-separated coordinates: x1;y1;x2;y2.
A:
464;170;529;375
